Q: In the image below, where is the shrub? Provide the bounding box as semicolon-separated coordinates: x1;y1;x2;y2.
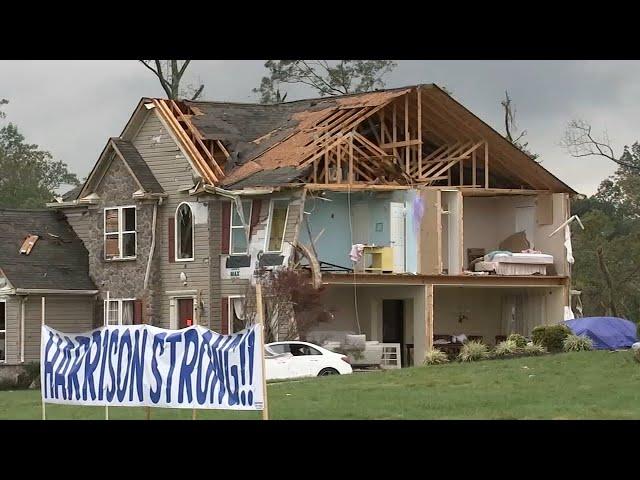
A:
531;324;572;352
458;340;489;362
493;340;519;358
507;333;528;348
523;343;547;356
424;348;449;365
563;334;593;352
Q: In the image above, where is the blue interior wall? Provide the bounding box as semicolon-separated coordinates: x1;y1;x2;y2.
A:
299;190;420;271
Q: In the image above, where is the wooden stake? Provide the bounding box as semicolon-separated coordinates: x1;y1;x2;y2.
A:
41;296;46;421
255;281;269;420
472;150;477;188
484;141;489;188
105;291;109;421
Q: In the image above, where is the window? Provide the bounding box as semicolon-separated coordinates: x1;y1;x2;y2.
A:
265;200;289;252
105;299;135;325
104;206;136;260
268;344;289;355
176;203;194;261
230;201;252;255
228;296;247;333
269;343;321;356
0;301;5;362
289;343;321;356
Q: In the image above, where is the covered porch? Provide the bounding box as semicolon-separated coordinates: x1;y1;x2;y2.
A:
309;273;568;366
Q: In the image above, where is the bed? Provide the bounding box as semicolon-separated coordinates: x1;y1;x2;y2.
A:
473;252;554;276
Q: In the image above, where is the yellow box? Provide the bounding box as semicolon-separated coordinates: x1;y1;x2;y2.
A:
363;246;394;273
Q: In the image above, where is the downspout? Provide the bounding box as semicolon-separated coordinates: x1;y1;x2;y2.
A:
20;296;26;363
144;199;160;290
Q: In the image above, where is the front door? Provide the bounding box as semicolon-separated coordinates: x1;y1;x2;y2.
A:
177;298;194;328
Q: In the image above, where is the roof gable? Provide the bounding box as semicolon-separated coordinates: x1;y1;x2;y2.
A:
77;138;164;200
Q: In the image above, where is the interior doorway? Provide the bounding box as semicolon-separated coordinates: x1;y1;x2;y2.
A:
382;299;404;344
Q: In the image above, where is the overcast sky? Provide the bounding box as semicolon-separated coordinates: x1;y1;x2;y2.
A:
1;60;637;195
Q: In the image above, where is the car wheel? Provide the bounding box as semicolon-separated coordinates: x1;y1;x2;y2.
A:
318;368;339;376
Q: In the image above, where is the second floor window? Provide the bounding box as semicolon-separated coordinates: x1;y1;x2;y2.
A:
266;200;289;252
104;206;136;260
230;200;252;255
176;203;194;261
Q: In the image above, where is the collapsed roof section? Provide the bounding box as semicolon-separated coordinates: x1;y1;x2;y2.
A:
123;84;575;193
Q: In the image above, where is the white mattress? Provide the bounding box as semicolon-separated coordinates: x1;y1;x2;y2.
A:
485;252;554;265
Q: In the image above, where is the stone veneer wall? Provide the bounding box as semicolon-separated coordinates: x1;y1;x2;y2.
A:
85;156;160;324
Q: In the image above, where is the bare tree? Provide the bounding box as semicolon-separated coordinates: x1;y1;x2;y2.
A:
139;60;204;100
253;60;397;104
501;91;538;160
561;119;640;172
0;98;7;119
238;268;332;343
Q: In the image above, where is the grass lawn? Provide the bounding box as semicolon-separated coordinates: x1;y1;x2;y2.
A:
1;351;638;419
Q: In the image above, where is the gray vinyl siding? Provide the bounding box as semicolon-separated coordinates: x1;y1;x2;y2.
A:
213;191;305;334
132;110;211;328
1;296;20;364
23;295;94;363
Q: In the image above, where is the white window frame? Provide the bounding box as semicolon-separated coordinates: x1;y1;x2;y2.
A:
0;300;5;363
230;201;252;255
175;202;195;262
104;205;137;260
264;199;290;253
228;295;246;334
104;298;136;326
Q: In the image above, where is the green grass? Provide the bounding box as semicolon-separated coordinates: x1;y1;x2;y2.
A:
2;351;639;419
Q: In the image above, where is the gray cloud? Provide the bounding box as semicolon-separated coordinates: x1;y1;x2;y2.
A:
1;60;635;195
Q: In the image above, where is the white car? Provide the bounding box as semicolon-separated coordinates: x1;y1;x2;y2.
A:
264;341;353;381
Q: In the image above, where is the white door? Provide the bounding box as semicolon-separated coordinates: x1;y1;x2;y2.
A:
390;202;406;273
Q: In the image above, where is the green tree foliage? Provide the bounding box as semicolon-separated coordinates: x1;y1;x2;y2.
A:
253;60;397;104
571;143;640;323
0;121;80;208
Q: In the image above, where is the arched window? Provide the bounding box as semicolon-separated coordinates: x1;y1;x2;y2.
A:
176;203;194;261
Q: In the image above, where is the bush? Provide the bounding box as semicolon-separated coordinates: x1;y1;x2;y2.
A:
458;341;489;362
563;334;593;352
424;348;449;365
531;324;572;352
523;343;547;356
493;340;519;358
507;333;528;348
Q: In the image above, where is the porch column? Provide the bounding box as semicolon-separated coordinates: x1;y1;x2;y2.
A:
414;283;434;364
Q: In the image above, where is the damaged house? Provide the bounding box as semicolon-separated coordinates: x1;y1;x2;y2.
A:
0;83;576;368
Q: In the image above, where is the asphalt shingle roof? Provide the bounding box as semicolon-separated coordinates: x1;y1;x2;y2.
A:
0;209;95;291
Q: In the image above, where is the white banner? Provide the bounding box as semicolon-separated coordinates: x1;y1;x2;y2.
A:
40;324;264;410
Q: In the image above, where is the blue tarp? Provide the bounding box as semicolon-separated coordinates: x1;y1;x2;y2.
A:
564;317;638;350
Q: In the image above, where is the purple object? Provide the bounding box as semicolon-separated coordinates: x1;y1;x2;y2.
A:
412;196;424;235
564;317;638;350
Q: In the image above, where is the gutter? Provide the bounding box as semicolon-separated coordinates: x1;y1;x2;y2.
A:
15;289;99;295
20;296;25;363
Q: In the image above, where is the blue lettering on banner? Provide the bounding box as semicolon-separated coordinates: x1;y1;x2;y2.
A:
40;323;264;411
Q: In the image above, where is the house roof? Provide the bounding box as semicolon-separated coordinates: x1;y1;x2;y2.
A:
158;85;571;193
0;209;95;291
113;84;574;193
